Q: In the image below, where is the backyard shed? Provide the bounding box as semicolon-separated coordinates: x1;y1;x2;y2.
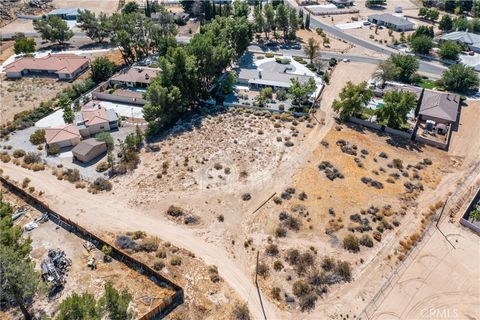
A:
72;138;107;163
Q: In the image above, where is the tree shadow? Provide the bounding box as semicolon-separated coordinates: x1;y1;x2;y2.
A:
78;42;112;50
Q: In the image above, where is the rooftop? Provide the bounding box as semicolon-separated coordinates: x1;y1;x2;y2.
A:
383;83;424;99
81;102;110;126
419;90;460;123
440;31;480;46
72;138;106;157
45;124;80;144
238;68;313;88
49;8;80;16
4;54;89;75
368;13;414;27
110;66;159;85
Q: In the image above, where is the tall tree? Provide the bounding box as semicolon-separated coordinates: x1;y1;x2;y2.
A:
33;15;74;44
332;81;373;120
410;35;434;54
264;4;275;39
439;14;453;31
472;0;480;17
275;4;289;39
303;37;320;64
438;41;461;60
288;7;299;39
98;283;135;320
376;90;417;129
440;64;480;94
389;54;419;83
373;60;398;85
289;77;317;105
14;33;35;54
77;10;112;43
233;0;249;18
91;57;116;83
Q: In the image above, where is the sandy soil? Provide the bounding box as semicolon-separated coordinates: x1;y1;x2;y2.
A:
1;62;479;320
0;77;69;125
296;29;352;53
0;189;174;320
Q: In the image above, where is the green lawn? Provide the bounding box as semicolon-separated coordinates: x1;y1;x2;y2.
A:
418;79;436;89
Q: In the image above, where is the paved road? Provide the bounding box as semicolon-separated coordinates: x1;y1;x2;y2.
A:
248;45;444;79
284;0;446;77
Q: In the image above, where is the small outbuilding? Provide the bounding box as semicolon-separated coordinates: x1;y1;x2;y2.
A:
72;138;107;163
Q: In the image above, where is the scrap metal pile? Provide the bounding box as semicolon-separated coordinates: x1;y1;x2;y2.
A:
40;249;71;294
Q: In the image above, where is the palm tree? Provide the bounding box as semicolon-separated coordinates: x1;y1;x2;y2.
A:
303;37;320;65
376;90;416;129
372;61;397;86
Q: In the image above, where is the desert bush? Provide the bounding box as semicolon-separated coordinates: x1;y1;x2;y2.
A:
284;215;301;231
47;145;60;156
343;234;360;252
13;149;26;158
271;287;281;300
275;226;287;238
292;279;311;297
167;205;184;217
321;256;335;272
115;235;136;250
242;193;251;201
273;260;284;271
29;129;45;145
91;177;112;191
156;249;167;258
214;162;223;170
423;158;432;165
286;248;300;265
392;158;403;169
170;256;182;266
96;162;109;172
336;261;352;282
266;244;279;256
23;152;41;164
299;292;318;311
360;234;374;248
217;214;224;222
0;153;11;163
257;262;269;277
131;230;146;240
64;168;80;183
233;303;250;320
153;258;165;270
22;177;31;188
140;237;159;252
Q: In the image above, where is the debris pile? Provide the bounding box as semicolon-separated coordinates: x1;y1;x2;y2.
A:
41;249;71;294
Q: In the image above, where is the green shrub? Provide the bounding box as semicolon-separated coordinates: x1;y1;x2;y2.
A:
95;132;114;150
153;258;165;270
343;234;360;252
29;129;45;145
96;162;109;172
23;152;41;164
47;145;60;156
265;52;274;58
13;149;26;158
170;256;182;266
360;234;374;248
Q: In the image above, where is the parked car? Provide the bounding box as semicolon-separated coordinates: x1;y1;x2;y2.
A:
342;58;350;62
363;21;371;26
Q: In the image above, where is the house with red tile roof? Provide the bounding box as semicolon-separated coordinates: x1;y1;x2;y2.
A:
45;124;81;149
4;54;89;80
75;101;119;137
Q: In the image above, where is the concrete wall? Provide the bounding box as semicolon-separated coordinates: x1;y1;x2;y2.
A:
93;92;147;106
48;137;81;149
348;117;383;131
415;135;448;150
384;126;413;139
460;188;480;235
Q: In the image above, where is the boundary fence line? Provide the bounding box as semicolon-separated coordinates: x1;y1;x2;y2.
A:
0;176;183;320
356;190;464;320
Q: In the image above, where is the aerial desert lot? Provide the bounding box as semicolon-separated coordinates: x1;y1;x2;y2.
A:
1;0;480;319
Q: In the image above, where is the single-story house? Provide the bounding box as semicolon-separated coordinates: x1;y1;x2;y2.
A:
367;13;415;31
76;101;119;137
110;66;159;88
4;54;89;80
439;31;480;53
418;90;460;125
45;124;81;149
72;138;107;163
152;11;190;22
237;68;314;91
48;8;81;20
383;82;424;99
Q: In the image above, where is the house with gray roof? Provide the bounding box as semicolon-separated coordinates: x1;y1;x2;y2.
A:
418;90;460;124
439;31;480;53
368;13;415;31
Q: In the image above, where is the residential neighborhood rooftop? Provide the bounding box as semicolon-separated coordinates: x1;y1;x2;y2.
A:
45;124;81;145
368;13;415;27
440;31;480;47
419;90;460;123
4;54;89;76
383;83;424;99
72;138;106;157
237;68;313;89
110;66;160;85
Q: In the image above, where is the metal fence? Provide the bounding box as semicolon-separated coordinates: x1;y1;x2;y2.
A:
0;176;184;320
